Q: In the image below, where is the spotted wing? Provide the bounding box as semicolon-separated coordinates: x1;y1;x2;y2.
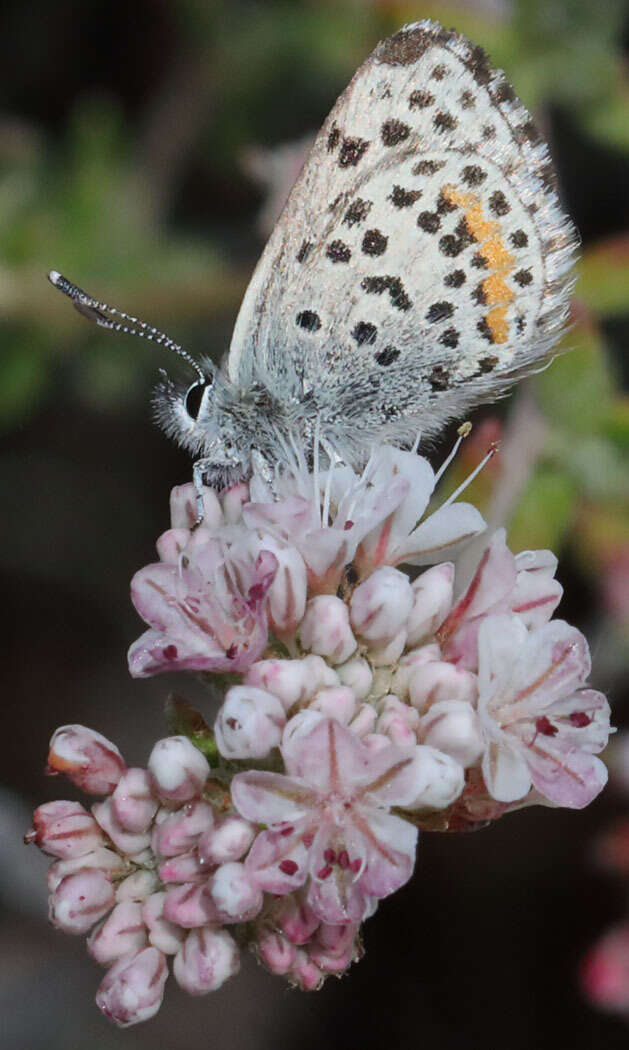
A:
227;19;578;447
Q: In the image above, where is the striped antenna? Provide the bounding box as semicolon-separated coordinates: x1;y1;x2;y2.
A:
47;270;205;382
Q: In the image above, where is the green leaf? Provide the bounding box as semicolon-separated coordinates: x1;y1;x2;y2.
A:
165;694;219;764
535;322;616;434
508;468;577;553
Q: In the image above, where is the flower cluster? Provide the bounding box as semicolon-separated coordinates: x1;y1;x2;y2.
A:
28;440;613;1025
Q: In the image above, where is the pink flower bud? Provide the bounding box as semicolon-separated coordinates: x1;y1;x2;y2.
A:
197;815;255;866
245;659;309;711
266;543;308;633
173;927;240;995
49;868;115;934
336;656;373;700
273;892;320;945
115;870;159;902
46;725;125;795
406;564;455;646
367;626;407;666
208;861;264;922
391;644;441;698
309;922;359;974
96;946;168;1027
350;566;413;643
147;737;210;803
47;847;127;893
111;768;157;833
156;527;189;564
281;709;325;748
158;849;207;884
409;660;478;713
301;654;341;693
163;882;218;928
215;685;285;759
349;703;378;738
88;901;147;964
27;800;105;859
290;948;324;991
299;596;357;664
310;686;357;724
151;800;215;858
170;483;222;530
142;891;186;954
377;696;420;747
92;798;151;857
404;746;465;810
419;700;484;768
256;925;296;974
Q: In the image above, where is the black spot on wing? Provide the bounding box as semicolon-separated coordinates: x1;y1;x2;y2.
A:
426;301;455;323
381;119;411;146
429;365;450;390
343;198;372;227
409;89;434;109
444;269;466;288
361;275;412;312
375;345;400;366
433;111;457;132
362;229;388;256
352;322;377;346
326;240;352;263
296;240;312;263
339;137;370;168
296;310;321;332
489;191;510;216
510;229;529;248
461;165;487;187
388;185;422;208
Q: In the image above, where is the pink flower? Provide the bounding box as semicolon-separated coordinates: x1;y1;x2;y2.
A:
96;946;168;1027
477;614;612;807
437;530;563;669
581;923;629;1015
173;927;240;995
46;725;125;794
128;536;278;677
232;718;421;924
26;801;105;859
147;736;210;802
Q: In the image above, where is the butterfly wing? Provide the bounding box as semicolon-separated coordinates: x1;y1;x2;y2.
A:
227;20;577;450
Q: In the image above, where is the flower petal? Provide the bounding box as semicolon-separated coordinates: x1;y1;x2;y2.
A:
245;829;309;894
526;745;608;808
482;738;532;803
397;502;486;566
231;771;316;826
353;808;417;898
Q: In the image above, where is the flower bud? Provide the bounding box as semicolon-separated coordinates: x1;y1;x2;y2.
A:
273;892;320;945
404;745;465;810
406;564;455;646
92;798;151;857
27;801;105;860
208;862;264;923
170;483;222;530
173;927;240;995
409;660;478;713
349;703;378;738
299;596;357;664
215;686;285;759
281;709;325;749
301;654;341;693
368;627;407;666
147;736;210;803
197;815;255;866
151;800;215;858
310;686;357;724
111;768;158;833
46;725;125;795
142;891;186;954
245;659;309;711
419;700;484;768
158;849;207;885
155;527;189;564
46;847;126;893
290;948;324;991
163;882;218;928
88;901;147;964
116;870;159;902
96;946;168;1027
255;925;296;974
391;644;441;699
377;696;420;747
49;869;115;934
350;566;413;643
309;922;359;974
221;482;249;523
336;656;373;700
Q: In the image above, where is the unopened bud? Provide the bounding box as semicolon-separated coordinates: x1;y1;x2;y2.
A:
170;483;222;530
88;901;147;964
92;798;151;857
419;700;484;768
49;868;115;934
151;800;215;858
299;596;357;664
27;800;105;860
111;768;158;833
46;725;125;795
163;882;218;928
148;736;209;803
407;563;455;646
409;660;478;713
256;925;296;974
96;946;168;1027
173;927;240;995
215;685;285;759
208;862;264;923
336;656;373;699
404;745;465;810
310;686;357;724
142;891;186;954
350;566;413;643
245;659;309;711
197;815;255;866
391;644;441;698
115;869;159;902
158;849;207;885
290;948;324;991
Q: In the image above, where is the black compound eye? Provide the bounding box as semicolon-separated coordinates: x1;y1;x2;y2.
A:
184;380;208;420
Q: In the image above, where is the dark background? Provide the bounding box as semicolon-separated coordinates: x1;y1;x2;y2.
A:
2;1;629;1048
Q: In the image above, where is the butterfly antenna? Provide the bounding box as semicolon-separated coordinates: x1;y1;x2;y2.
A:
47;270;205;382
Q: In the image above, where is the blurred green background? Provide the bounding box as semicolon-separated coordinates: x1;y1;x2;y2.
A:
2;1;629;1048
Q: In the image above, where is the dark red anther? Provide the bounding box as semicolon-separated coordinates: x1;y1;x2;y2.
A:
317;865;333;880
302;833;314;849
278;859;298;876
280;825;295;837
350;858;362;874
225;644;238;660
163;645;178;661
344;520;354;531
570;711;592;728
337;850;350;869
323;848;336;864
535;716;558;737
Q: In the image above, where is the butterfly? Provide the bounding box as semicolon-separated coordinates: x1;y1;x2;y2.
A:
50;20;578;494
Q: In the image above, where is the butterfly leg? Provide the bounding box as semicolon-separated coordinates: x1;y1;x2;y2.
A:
192;457;214;526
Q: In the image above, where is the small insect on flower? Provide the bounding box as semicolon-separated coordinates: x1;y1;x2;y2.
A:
48;18;577;500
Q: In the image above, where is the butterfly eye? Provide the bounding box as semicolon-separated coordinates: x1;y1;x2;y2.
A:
184;380;210;420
